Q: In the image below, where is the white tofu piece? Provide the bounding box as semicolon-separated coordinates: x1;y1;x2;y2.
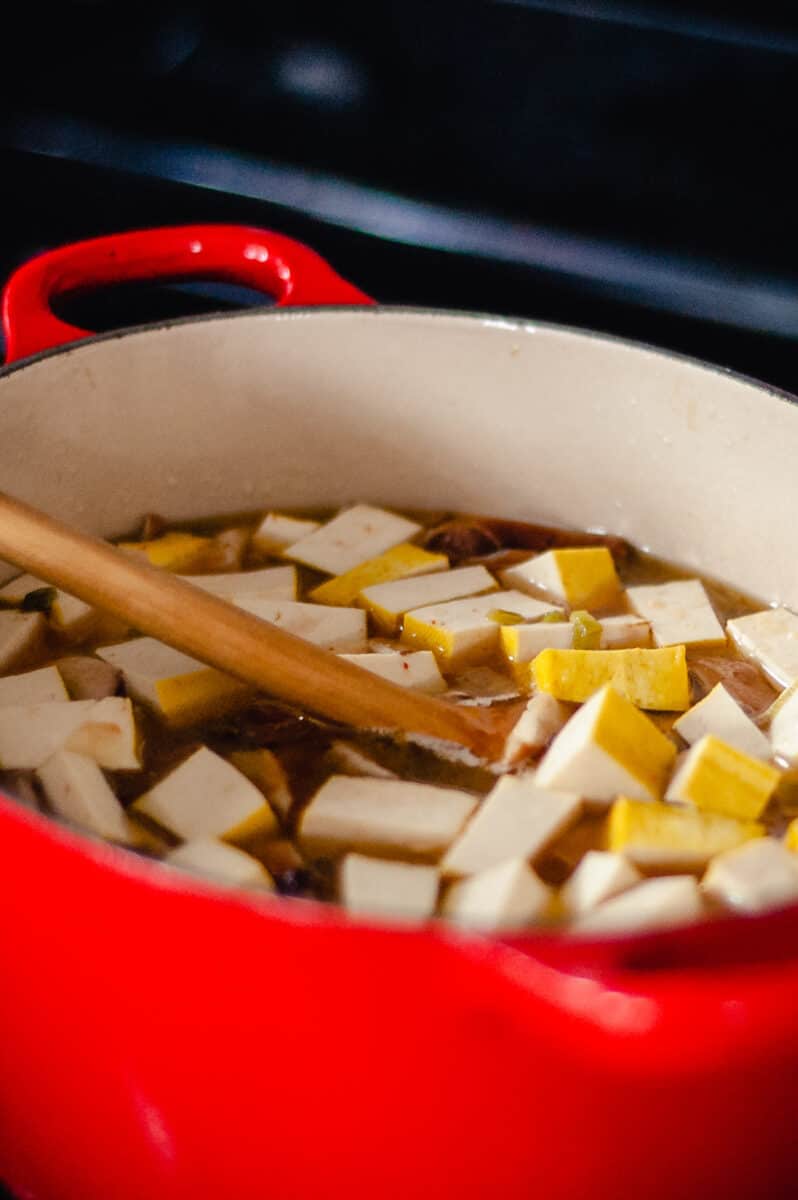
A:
0;665;69;707
285;504;421;575
131;747;278;842
572;875;704;934
727;607;798;689
299;775;478;861
340;854;439;921
598;615;651;650
500;614;650;664
769;682;798;763
560;850;641;917
339;651;446;694
0;610;46;672
179;565;296;601
231;597;367;652
441;858;551;928
503;692;571;764
0;573;96;637
702;838;798;914
535;684;675;803
251;512;321;554
441;775;581;877
674;683;771;760
360;565;498;634
0;699;96;769
165;838;275;890
626;579;725;648
37;749;135;844
65;696;140;770
500;621;573;661
96;638;247;724
402;590;559;670
498;547;620;611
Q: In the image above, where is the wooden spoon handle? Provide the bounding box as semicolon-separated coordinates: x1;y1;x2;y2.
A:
0;492;499;755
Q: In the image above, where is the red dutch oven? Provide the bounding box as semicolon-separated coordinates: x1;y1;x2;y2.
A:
1;225;798;1200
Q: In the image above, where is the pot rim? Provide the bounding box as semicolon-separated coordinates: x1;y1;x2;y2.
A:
2;301;795;414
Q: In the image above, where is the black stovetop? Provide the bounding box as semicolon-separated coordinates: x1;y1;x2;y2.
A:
0;1;797;391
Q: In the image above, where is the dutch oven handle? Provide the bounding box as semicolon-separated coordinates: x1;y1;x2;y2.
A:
1;224;375;363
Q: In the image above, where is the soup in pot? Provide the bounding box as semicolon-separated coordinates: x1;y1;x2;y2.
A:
2;502;798;934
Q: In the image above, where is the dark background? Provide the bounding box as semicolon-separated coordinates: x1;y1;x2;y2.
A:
1;1;798;390
1;3;798;1196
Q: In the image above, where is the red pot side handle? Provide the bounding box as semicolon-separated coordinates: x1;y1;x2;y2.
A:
1;224;375;363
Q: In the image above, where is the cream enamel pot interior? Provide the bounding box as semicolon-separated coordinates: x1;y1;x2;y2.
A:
1;226;798;1200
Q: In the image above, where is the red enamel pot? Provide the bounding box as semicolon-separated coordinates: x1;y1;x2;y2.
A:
1;225;797;1200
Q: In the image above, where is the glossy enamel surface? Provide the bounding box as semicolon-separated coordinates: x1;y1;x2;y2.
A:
1;224;373;361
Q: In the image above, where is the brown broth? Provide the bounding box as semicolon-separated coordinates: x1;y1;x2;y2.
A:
0;507;785;921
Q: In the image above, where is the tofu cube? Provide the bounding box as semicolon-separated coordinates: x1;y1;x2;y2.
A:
64;696;140;770
0;699;96;769
96;638;249;725
0;575;96;639
164;838;275;890
0;665;69;707
665;734;780;820
767;681;798;763
361;564;499;635
727;607;798;689
402;591;558;671
118;530;213;572
0;609;46;671
251;512;321;554
703;838;798;913
572;875;704;934
536;684;677;803
674;684;771;760
503;615;651;688
179;565;296;601
340;854;439;921
299;775;478;862
500;547;621;611
503;692;572;764
627;579;725;648
310;543;448;607
231;598;367;652
500;620;573;665
441;858;551;928
441;774;581;877
532;645;690;711
560;850;641;916
597;615;652;650
339;651;446;694
37;749;136;844
131;747;278;843
608;795;763;869
285;504;421;575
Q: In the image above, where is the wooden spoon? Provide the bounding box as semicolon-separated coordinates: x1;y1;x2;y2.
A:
0;492;512;759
